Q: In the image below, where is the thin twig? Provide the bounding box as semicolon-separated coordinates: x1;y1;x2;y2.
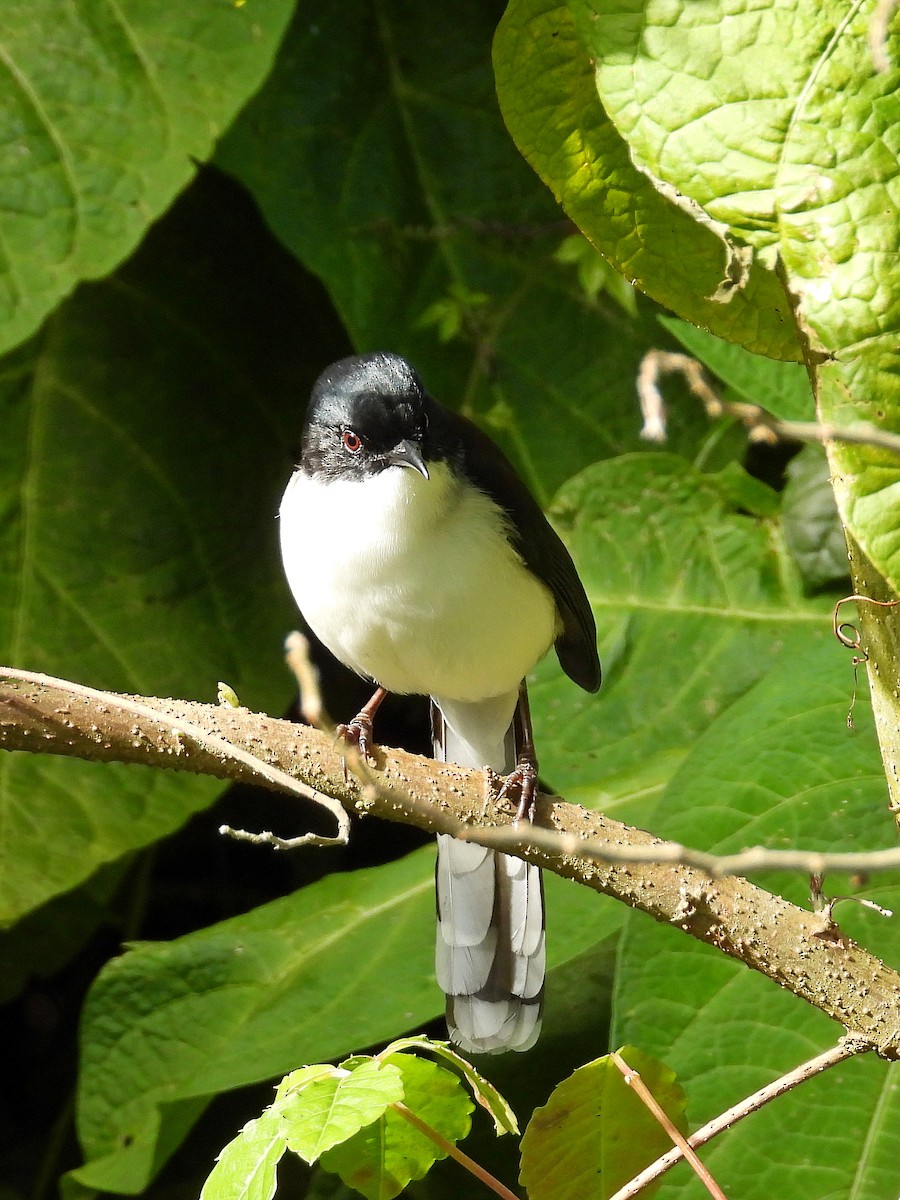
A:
870;0;898;71
389;1102;520;1200
608;1037;867;1200
472;820;900;878
637;349;900;458
611;1051;727;1200
217;824;340;851
281;629;378;791
284;631;327;730
769;418;900;457
0;666;349;847
638;351;723;442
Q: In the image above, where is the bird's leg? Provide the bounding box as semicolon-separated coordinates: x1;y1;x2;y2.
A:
496;682;539;823
336;686;388;762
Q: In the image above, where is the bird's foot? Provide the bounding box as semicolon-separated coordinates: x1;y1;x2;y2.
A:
335;713;376;762
335;686;388;767
495;757;539;824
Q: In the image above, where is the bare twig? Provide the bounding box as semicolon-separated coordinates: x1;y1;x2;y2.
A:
608;1037;867;1200
638;351;720;442
472;820;900;879
870;0;898;71
611;1052;726;1200
638;349;900;458
217;824;340;851
281;629;381;795
284;631;327;730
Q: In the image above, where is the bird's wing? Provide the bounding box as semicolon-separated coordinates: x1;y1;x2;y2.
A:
439;406;601;693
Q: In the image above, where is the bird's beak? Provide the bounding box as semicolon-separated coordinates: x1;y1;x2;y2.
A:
388;439;429;479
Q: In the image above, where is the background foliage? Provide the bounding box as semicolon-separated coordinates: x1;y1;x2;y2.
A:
1;1;899;1198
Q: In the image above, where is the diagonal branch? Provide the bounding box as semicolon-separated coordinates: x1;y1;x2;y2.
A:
2;667;900;1058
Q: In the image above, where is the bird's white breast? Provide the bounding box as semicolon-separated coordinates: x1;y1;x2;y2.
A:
278;462;559;702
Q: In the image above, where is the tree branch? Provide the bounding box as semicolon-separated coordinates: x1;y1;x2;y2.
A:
3;667;900;1058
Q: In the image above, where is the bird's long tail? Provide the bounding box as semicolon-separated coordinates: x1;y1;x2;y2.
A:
432;690;545;1053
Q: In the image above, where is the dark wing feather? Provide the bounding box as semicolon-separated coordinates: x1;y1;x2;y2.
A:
432;402;601;694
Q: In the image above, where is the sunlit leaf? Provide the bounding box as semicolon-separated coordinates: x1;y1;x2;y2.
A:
319;1054;473;1200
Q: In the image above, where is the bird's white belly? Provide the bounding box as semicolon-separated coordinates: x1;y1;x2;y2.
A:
279;464;558;702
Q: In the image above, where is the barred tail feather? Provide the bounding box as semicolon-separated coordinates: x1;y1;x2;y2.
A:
432;692;545;1054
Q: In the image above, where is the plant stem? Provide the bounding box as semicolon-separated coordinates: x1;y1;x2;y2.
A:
611;1052;727;1200
390;1102;520;1200
608;1037;866;1200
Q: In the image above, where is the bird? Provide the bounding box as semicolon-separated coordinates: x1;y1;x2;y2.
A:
279;352;600;1053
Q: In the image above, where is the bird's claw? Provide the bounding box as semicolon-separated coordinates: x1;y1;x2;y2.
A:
495;759;538;824
335;715;376;764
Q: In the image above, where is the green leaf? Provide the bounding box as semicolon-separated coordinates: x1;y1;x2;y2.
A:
275;1066;341;1104
68;846;621;1196
708;463;780;521
70;850;436;1196
319;1054;473;1200
781;447;848;593
612;640;898;1200
555;234;638;317
780;20;900;593
217;0;732;501
519;1046;686;1200
199;1113;286;1200
658;317;813;422
0;0;296;357
281;1061;405;1163
380;1037;519;1135
0;858;126;1004
0;171;327;927
584;0;893;257
574;0;900;591
493;0;800;359
532;452;820;819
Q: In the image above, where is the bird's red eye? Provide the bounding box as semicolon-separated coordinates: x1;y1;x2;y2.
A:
342;430;363;452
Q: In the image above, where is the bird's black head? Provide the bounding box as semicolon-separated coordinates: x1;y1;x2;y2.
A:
300;353;433;481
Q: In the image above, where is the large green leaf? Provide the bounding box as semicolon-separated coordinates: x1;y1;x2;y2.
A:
658;318;813;423
0;171;335;926
70;852;436;1196
493;0;801;360
70;846;613;1196
571;0;900;591
584;0;889;257
780;447;848;593
0;858;127;1003
0;0;296;358
612;643;899;1199
216;0;733;502
532;452;826;820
